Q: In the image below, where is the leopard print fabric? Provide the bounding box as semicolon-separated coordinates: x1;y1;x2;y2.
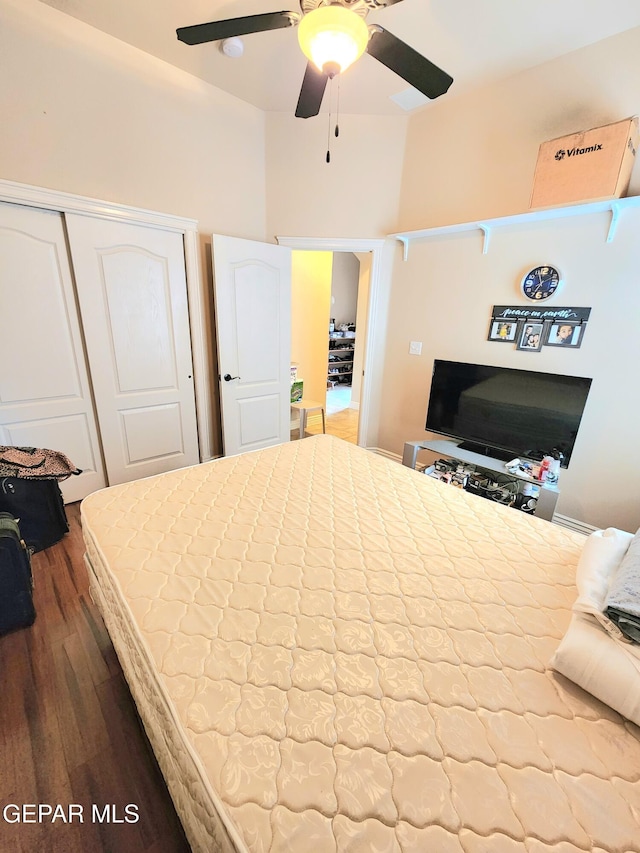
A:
0;446;81;480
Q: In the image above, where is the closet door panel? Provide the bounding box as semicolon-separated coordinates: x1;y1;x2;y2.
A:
0;202;106;502
101;250;177;392
65;215;199;486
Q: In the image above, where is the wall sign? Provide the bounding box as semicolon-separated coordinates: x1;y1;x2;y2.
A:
488;306;591;351
492;305;591;322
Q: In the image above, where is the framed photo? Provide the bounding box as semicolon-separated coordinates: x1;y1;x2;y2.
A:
516;322;544;352
488;320;518;342
544;321;584;348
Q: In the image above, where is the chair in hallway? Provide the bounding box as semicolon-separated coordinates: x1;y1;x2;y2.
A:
290;399;326;440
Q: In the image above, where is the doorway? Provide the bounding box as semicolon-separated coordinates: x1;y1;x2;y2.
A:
279;235;387;450
290;250;370;444
327;250;370;443
211;234;387;456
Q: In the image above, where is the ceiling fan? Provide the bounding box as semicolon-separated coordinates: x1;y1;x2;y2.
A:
177;0;453;118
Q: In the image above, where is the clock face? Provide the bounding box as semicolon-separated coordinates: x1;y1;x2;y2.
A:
521;265;562;301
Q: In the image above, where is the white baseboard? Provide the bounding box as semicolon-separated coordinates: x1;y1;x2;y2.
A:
370;448;402;462
551;514;598;536
349;402;360;411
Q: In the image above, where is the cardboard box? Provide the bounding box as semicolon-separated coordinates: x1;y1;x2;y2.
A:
290;380;303;403
529;116;639;208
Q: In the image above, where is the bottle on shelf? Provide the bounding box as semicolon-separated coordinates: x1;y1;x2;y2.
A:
546;449;563;483
539;456;551;483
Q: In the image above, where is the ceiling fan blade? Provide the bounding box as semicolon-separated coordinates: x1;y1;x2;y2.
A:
295;62;329;118
177;11;297;46
366;27;453;99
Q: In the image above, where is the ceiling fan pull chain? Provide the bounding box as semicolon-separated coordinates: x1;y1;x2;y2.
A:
335;74;341;138
326;76;334;163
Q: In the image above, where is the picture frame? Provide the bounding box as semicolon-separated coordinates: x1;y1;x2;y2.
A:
544;321;584;348
487;319;518;342
516;322;544;352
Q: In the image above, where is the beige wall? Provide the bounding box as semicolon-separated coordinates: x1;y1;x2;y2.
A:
379;26;640;531
0;1;267;238
291;251;333;406
397;26;640;230
394;28;640;230
0;0;268;458
265;112;408;239
330;252;359;327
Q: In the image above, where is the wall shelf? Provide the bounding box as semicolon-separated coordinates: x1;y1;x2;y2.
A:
390;195;640;260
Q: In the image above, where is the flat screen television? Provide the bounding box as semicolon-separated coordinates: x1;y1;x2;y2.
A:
425;360;592;467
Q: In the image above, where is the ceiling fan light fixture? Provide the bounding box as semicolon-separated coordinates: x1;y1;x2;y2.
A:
297;6;369;75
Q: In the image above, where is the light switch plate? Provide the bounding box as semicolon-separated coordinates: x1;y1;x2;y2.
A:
409;341;422;355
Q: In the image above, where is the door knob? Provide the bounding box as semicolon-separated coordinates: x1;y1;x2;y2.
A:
223;373;240;381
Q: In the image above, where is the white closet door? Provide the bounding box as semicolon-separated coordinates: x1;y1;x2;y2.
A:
64;215;199;486
0;202;106;502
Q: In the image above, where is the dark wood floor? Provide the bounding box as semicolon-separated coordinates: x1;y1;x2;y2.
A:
0;504;191;853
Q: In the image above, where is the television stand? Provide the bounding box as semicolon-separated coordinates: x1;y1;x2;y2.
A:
402;438;560;522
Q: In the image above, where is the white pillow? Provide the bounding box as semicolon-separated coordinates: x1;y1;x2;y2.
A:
551;613;640;726
573;527;633;615
551;527;640;723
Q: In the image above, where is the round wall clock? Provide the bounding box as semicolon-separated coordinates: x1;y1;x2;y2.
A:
520;265;562;301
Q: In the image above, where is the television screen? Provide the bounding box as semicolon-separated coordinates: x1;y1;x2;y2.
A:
425;360;592;466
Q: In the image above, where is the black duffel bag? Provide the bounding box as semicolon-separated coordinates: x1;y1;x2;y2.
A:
0;446;79;553
0;477;69;553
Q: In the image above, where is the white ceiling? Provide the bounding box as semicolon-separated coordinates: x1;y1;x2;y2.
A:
38;0;640;116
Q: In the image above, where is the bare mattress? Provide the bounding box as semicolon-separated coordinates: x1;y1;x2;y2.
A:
81;434;640;853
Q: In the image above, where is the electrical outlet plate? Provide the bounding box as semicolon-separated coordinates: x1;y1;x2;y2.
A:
409;341;422;355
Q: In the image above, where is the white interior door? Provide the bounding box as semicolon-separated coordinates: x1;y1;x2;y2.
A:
212;235;292;456
65;214;199;486
0;202;106;502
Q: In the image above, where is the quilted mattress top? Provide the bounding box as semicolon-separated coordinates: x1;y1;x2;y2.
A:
81;435;640;852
